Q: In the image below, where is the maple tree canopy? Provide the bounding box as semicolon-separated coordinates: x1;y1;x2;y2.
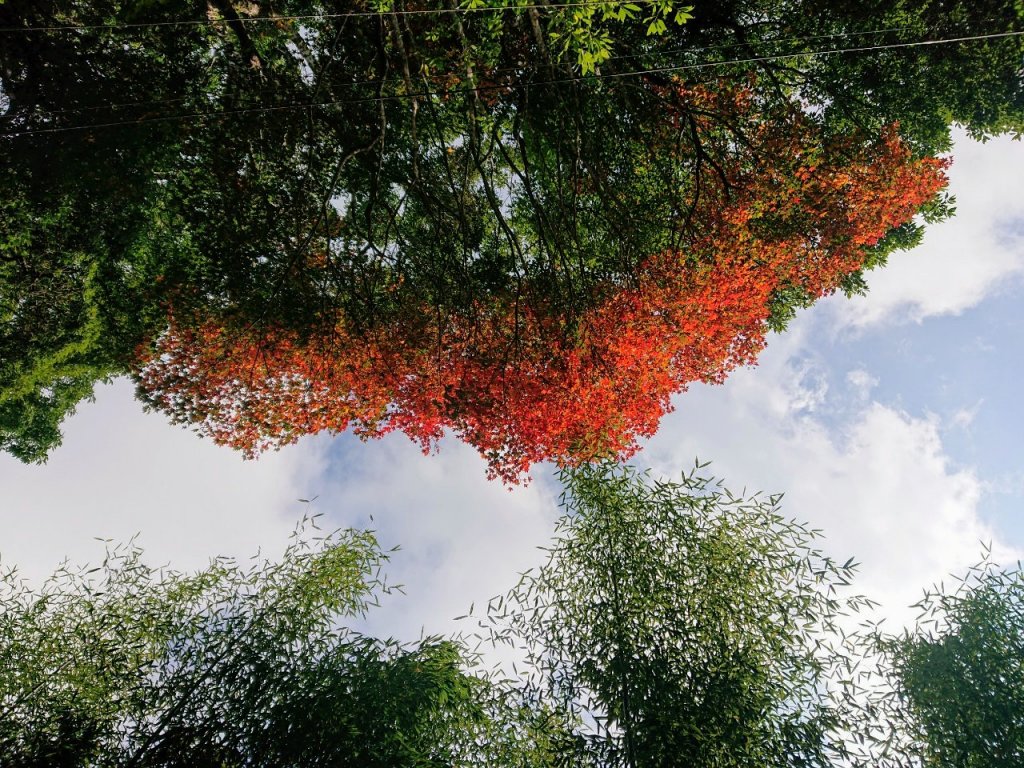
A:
136;89;948;481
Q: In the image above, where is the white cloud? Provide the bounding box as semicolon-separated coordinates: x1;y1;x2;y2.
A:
0;379;559;661
950;399;983;430
846;368;879;400
836;130;1024;329
0;320;1012;648
1;112;1020;707
313;436;560;643
641;311;1015;628
0;379;329;584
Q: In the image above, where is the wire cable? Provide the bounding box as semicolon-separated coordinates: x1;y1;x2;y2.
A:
2;29;1021;138
2;22;940;121
5;1;689;34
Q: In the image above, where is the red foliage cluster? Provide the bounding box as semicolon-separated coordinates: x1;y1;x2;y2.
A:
135;82;948;483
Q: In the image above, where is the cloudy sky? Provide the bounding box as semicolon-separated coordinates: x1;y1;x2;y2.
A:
1;129;1022;643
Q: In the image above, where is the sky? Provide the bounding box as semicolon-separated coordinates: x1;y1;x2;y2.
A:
1;128;1022;645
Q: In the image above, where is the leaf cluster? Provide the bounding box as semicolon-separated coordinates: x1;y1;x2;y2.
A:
484;463;877;766
0;519;518;767
872;552;1024;768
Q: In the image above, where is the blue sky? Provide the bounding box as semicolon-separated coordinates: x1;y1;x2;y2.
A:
1;129;1021;642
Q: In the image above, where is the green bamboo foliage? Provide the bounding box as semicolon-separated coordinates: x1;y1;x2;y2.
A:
486;463;877;767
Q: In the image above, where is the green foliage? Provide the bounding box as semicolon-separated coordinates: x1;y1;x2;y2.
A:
0;0;215;458
489;462;875;767
0;520;535;767
7;465;1019;766
2;465;883;767
0;200;115;461
799;0;1024;148
875;554;1024;768
537;0;694;74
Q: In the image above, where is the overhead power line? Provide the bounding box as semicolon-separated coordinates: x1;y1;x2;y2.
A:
5;1;682;34
2;23;933;121
1;29;1021;138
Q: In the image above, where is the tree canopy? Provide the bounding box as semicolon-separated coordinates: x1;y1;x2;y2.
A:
0;520;551;767
1;0;1021;472
874;554;1024;768
491;462;876;767
0;464;879;767
5;464;1024;766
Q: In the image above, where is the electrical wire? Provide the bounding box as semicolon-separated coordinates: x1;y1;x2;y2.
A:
2;22;938;121
6;1;691;34
1;28;1021;138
